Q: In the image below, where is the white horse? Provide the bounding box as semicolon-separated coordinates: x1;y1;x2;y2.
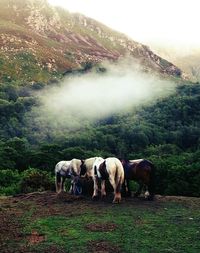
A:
92;157;124;203
80;157;98;178
55;158;84;194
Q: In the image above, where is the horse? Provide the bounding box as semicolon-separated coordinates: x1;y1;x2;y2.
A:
121;159;155;200
55;160;71;193
71;157;99;195
55;158;84;194
80;157;97;178
92;157;124;203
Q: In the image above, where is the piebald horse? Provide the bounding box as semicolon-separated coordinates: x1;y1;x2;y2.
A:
71;157;98;195
55;158;84;194
93;157;124;203
121;159;155;200
80;157;97;178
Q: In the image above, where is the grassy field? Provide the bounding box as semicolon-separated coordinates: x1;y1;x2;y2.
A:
0;192;200;253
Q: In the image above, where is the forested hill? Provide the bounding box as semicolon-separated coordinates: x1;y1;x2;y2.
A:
0;0;182;83
0;0;200;197
0;80;200;196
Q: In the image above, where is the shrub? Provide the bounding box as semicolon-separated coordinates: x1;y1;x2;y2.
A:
150;154;200;197
20;168;54;193
0;169;21;195
0;169;20;186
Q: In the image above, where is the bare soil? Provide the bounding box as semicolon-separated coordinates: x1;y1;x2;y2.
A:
87;240;121;253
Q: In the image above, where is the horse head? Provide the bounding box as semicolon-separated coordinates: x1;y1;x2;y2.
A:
71;175;83;195
69;159;85;195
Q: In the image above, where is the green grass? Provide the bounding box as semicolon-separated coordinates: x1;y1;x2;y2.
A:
22;201;200;253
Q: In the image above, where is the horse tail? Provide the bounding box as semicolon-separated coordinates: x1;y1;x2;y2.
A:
116;163;124;194
148;162;156;199
94;165;97;176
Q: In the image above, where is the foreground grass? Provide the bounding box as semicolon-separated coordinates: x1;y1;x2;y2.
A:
26;204;200;253
0;193;200;253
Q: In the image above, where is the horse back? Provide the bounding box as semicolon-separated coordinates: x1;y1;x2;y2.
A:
83;157;98;177
126;159;154;183
105;157;124;178
55;161;71;173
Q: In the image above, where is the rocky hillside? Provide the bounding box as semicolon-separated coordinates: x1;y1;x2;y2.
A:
149;44;200;82
0;0;182;83
174;53;200;82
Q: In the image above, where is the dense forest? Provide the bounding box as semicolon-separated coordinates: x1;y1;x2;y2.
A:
0;71;200;197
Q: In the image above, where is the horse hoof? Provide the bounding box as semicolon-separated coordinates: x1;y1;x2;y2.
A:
101;195;106;200
92;195;99;201
112;198;121;204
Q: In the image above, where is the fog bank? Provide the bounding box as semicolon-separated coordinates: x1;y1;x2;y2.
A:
28;60;177;135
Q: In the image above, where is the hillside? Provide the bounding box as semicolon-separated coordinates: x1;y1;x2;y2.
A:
175;53;200;82
0;0;182;83
149;44;200;82
1;0;200;201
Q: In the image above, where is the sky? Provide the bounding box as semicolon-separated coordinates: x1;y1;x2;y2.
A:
47;0;200;50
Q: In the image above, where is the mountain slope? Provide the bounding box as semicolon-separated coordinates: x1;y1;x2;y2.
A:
174;53;200;82
148;44;200;82
0;0;182;83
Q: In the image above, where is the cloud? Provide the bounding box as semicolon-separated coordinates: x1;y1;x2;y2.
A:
27;59;176;136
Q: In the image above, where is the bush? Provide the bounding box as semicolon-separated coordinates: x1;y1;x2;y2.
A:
150;153;200;197
20;168;54;193
0;184;21;196
0;169;20;186
0;169;21;195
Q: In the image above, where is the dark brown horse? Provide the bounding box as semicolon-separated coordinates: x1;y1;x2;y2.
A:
121;159;155;200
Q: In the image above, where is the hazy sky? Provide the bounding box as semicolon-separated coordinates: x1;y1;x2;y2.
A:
48;0;200;49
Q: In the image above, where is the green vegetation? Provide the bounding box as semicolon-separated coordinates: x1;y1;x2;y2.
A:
0;168;54;195
0;80;200;197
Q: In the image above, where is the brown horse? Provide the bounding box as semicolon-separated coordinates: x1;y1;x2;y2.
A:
121;159;155;200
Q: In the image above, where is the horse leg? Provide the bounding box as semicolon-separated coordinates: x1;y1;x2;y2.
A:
144;185;150;199
109;176;121;203
55;176;59;193
134;182;143;197
126;179;132;197
55;173;61;193
68;179;74;194
92;176;99;200
61;176;66;192
146;184;155;200
121;180;126;197
122;179;131;197
101;180;106;198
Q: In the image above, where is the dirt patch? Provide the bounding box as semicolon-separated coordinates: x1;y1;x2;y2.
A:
85;222;117;232
34;245;66;253
27;230;45;245
87;240;122;253
14;191;83;205
56;191;84;202
156;195;200;208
